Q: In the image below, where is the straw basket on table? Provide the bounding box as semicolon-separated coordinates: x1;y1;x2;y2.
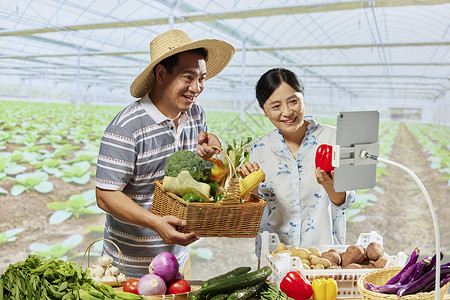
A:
151;146;266;238
81;238;127;287
357;267;450;300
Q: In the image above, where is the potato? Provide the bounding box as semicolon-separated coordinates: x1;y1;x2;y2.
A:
342;245;365;267
278;250;292;256
301;258;311;266
327;265;341;269
321;251;341;266
343;263;362;269
313;263;325;269
291;248;311;260
276;242;288;252
365;242;384;261
373;257;388;268
308;247;321;258
311;256;331;268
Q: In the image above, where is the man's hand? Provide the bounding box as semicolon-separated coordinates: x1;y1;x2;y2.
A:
197;131;221;158
155;215;199;246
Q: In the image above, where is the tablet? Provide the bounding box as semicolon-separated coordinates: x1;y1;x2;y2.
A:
333;111;380;192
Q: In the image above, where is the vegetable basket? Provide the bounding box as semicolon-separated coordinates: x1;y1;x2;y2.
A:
357;267;450;300
81;238;127;287
151;147;267;238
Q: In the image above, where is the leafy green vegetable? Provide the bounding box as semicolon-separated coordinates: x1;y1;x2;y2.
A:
11;172;54;196
0;254;129;299
164;150;214;182
225;137;252;176
47;189;102;224
0;228;24;243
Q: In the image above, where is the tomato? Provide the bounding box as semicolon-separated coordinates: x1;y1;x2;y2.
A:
168;279;191;294
123;278;139;294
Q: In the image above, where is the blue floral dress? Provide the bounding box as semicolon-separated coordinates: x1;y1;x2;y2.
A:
253;116;356;257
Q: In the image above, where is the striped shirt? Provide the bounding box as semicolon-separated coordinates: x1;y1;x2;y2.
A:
95;94;207;278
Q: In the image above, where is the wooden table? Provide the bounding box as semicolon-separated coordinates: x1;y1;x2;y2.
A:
113;281;450;299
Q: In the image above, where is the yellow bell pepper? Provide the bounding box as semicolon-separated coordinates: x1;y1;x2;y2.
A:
312;278;338;300
207;157;227;183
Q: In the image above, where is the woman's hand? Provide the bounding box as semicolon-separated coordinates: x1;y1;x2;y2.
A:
236;161;260;178
315;167;334;188
197;131;221;158
315;167;345;206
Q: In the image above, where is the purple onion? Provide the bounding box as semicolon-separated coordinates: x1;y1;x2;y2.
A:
137;273;167;295
149;251;180;283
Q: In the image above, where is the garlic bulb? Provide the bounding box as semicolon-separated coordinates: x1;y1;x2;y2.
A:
97;255;114;266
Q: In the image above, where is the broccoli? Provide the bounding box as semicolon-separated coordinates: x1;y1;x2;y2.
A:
164;150;214;183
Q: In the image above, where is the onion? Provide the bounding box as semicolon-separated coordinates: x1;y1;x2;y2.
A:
175;271;184;280
149;252;179;283
137;273;167;295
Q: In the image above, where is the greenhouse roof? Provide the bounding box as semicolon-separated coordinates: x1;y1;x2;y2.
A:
1;0;449;104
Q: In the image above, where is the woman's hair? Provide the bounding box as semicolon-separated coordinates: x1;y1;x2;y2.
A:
255;68;304;108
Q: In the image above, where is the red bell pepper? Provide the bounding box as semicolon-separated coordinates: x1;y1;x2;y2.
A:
280;270;313;300
315;144;334;173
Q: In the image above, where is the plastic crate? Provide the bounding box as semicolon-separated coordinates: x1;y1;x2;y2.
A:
260;231;406;299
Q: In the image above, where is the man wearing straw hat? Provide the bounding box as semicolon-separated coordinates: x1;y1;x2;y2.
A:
95;29;235;278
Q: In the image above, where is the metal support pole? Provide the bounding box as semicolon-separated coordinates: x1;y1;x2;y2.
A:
240;38;247;122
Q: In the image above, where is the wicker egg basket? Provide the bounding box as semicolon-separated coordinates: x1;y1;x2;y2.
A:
151;146;266;238
357;267;450;300
81;238;127;287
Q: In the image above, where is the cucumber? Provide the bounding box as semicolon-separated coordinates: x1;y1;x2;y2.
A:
188;290;202;300
201;267;251;288
209;294;229;300
226;280;266;300
198;266;272;296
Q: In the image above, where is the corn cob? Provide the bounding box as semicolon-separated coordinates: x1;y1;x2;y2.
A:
239;168;265;198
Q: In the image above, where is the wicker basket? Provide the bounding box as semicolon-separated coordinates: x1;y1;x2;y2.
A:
81;238;127;287
357;267;450;300
150;147;267;238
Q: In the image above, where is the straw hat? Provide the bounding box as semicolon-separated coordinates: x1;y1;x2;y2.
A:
130;30;235;98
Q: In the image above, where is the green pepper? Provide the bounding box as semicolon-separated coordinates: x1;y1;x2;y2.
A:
216;193;224;202
182;192;202;202
208;180;219;198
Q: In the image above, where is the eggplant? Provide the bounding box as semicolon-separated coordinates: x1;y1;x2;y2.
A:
419;273;450;293
397;265;450;297
373;259;431;294
384;247;420;285
398;261;420;285
424;250;444;273
408;258;431;283
364;282;379;292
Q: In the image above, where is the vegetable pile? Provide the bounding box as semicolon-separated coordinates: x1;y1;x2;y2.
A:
364;248;450;297
0;254;143;299
87;254;127;285
163;145;264;203
188;266;288;300
164;150;214;183
136;251;190;296
272;241;387;270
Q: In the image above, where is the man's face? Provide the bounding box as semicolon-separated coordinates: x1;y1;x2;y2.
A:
160;51;207;117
